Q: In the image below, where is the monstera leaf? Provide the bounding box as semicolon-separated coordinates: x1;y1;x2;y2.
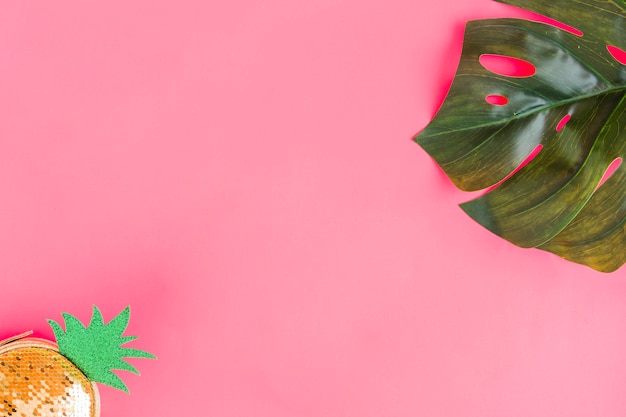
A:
415;0;625;272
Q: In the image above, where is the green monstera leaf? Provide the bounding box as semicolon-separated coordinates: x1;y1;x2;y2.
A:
415;0;625;272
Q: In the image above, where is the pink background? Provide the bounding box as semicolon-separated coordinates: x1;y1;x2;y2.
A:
1;0;625;416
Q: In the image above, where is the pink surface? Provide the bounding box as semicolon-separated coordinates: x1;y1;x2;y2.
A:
1;1;625;416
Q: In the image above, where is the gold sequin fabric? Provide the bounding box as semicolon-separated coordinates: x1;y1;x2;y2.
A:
0;346;97;417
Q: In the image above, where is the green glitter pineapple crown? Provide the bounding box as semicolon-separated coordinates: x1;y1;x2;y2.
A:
48;305;156;393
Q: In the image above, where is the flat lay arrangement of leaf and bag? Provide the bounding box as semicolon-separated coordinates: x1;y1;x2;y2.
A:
415;0;625;272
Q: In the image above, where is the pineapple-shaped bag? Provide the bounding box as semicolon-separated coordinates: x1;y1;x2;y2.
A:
0;306;155;416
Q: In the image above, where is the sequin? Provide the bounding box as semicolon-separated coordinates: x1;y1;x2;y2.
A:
0;345;98;417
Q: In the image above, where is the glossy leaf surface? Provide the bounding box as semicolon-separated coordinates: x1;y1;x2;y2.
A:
415;0;625;272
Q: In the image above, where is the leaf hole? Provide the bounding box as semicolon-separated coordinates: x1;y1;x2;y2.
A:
606;45;626;65
556;114;571;131
479;54;536;78
596;158;622;190
530;15;583;37
485;94;508;106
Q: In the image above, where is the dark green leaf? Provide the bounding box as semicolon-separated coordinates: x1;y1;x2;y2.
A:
415;0;625;272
